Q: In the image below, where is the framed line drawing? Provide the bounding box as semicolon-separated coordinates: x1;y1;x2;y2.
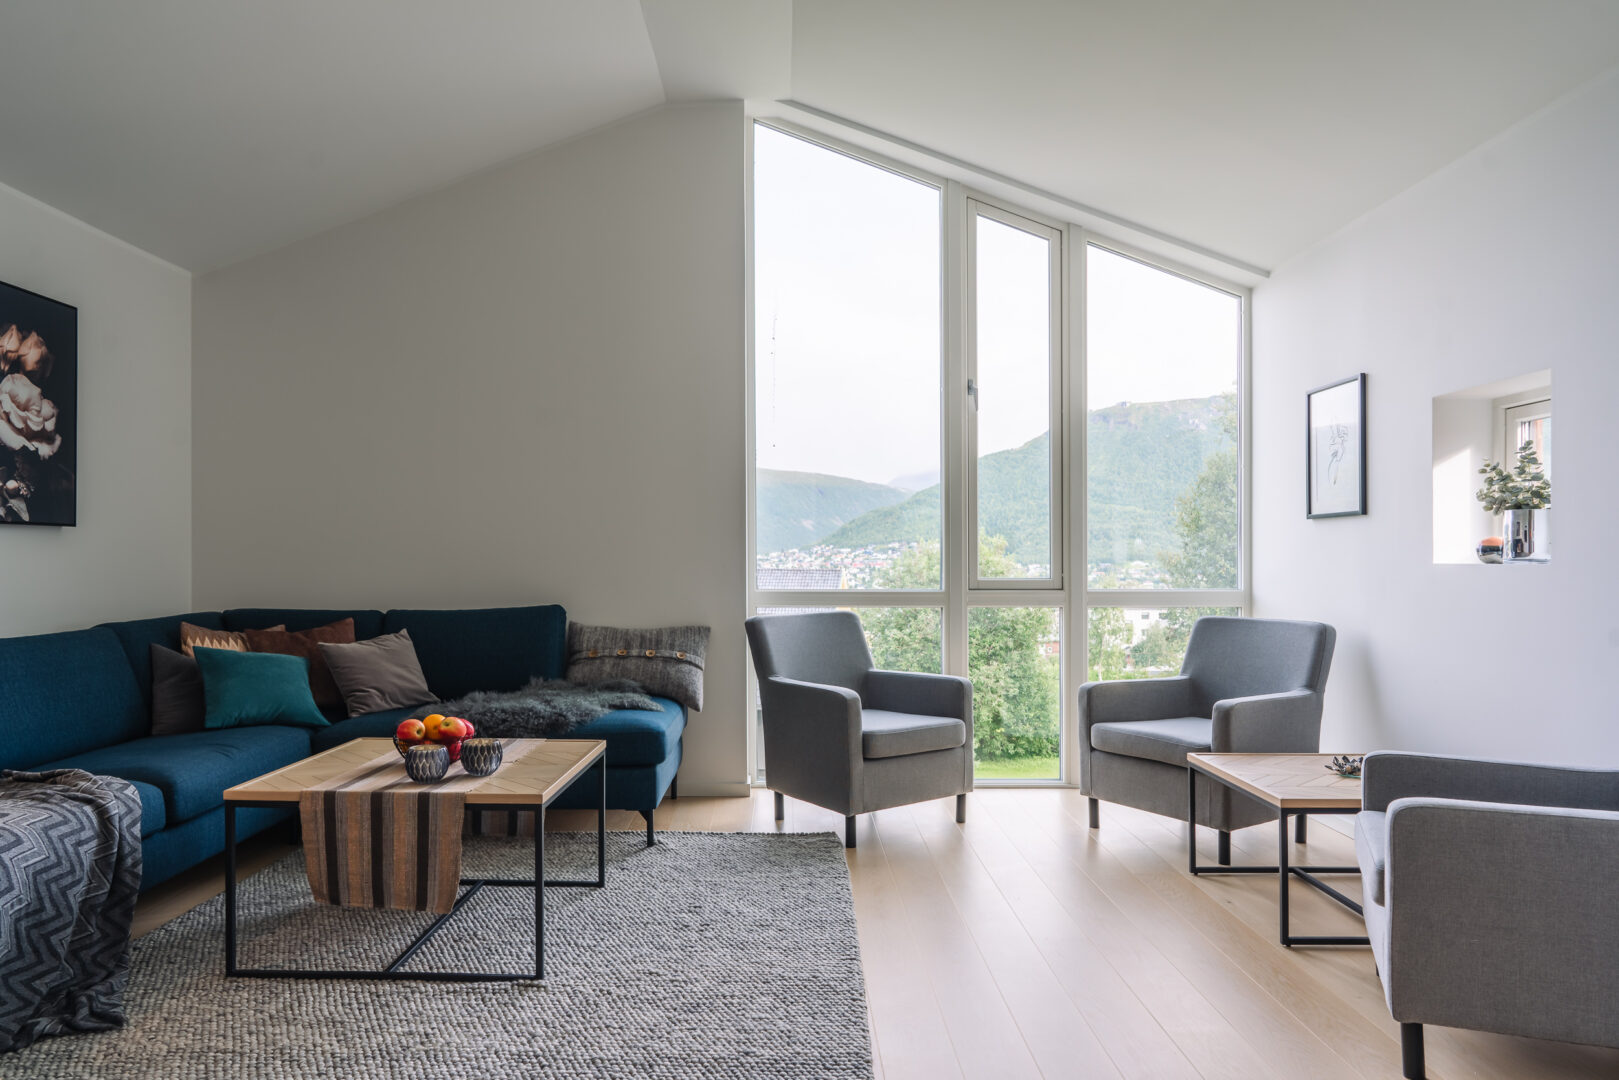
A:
1306;373;1366;519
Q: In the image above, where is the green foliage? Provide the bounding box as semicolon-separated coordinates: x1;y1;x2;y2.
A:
1086;606;1132;682
860;539;1059;764
755;469;909;554
1476;442;1551;513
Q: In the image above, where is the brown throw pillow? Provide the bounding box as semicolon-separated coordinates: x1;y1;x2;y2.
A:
179;621;283;658
317;629;439;718
244;618;356;716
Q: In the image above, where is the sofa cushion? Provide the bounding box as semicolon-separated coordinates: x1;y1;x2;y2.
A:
310;705;433;754
570;697;686;767
40;725;312;824
1089;717;1212;767
0;627;147;770
861;709;967;760
128;778;166;838
381;606;567;701
1355;810;1387;906
223;608;385;640
100;611;225;704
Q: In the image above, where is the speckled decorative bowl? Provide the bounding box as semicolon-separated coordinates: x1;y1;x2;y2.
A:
405;744;450;783
460;738;503;777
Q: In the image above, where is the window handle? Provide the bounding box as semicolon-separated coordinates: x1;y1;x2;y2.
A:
967;378;978;409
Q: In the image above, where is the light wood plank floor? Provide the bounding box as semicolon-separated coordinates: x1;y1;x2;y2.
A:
137;789;1619;1080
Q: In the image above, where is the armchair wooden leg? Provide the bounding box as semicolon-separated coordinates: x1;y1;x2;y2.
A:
845;816;856;849
1088;797;1099;829
774;791;784;822
1294;812;1307;843
1217;830;1231;866
955;794;966;823
1400;1023;1425;1079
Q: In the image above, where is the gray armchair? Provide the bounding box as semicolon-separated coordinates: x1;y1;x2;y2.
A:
745;611;973;848
1078;616;1336;861
1356;752;1619;1079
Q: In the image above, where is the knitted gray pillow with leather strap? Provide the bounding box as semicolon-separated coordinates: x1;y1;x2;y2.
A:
565;623;710;711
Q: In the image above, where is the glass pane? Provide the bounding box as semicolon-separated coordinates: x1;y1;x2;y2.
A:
969;606;1060;780
1085;607;1240;682
1086;245;1241;589
975;213;1053;579
857;608;944;674
754;125;942;590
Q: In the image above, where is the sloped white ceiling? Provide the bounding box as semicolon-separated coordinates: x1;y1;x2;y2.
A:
0;0;1614;272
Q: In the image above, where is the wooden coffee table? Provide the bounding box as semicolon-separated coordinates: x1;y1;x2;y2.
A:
1185;752;1368;948
222;737;607;981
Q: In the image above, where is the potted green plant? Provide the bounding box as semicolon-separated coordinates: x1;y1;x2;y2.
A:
1476;442;1551;562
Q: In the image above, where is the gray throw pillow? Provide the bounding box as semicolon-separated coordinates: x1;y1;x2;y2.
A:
565;623;710;711
317;630;439;718
150;644;206;735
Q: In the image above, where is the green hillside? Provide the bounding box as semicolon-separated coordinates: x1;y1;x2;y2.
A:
814;396;1231;567
755;469;909;555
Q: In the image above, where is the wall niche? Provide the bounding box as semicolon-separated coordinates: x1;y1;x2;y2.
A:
1432;369;1552;565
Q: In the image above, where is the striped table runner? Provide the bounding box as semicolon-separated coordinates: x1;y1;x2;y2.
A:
297;739;538;914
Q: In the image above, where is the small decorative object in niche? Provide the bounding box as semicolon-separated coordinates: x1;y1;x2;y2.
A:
1326;755;1364;779
1306;374;1366;518
1476;442;1551;562
0;280;77;526
1475;536;1504;564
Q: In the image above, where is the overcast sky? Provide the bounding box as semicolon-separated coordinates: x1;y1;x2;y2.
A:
754;125;1239;488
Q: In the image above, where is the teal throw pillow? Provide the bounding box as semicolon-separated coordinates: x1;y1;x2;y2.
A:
193;647;330;730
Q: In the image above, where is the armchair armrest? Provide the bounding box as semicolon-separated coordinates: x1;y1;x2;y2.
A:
863;669;972;722
1076;675;1195;733
1380;797;1619;1039
1362;752;1619;813
1209;689;1321;753
758;676;863;812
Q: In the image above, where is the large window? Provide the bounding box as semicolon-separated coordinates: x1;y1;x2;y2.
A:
749;123;1247;787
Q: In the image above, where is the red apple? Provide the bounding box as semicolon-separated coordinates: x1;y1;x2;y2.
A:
459;719;476;738
395;718;427;743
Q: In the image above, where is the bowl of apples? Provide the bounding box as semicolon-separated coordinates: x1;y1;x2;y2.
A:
394;713;477;765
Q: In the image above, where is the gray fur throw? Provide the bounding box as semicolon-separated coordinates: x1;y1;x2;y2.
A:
436;678;659;739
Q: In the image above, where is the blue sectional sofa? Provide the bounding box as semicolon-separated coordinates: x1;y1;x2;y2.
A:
0;605;684;890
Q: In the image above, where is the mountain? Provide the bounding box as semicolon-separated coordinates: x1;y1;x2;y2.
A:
755;469;910;555
812;396;1232;567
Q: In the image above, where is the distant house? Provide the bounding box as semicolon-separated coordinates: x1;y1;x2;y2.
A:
756;567;846;591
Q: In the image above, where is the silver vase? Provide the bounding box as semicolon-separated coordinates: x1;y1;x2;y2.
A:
1505;509;1537;562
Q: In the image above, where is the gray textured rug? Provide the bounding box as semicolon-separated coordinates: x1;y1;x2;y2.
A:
0;833;873;1080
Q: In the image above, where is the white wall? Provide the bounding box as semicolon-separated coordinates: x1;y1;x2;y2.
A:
192;103;748;794
0;183;192;637
1252;70;1619;764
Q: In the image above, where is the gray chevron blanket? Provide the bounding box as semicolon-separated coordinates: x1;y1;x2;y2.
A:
0;769;142;1054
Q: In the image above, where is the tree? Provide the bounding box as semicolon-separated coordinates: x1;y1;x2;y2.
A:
860;537;1059;762
1086;606;1131;681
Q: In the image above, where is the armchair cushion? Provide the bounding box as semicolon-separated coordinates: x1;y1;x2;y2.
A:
1355;810;1387;905
861;710;967;760
1090;717;1211;767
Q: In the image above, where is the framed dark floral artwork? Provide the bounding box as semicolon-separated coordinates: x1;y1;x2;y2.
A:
1306;373;1366;519
0;280;76;526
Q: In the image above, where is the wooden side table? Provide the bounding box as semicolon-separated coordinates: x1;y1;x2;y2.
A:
1186;752;1369;948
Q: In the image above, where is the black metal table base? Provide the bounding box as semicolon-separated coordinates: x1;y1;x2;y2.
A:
1187;765;1370;948
225;754;608;981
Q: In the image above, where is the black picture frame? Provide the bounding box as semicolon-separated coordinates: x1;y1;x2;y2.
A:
0;279;78;527
1305;373;1366;519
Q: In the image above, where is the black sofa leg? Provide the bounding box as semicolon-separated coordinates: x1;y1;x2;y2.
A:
1217;830;1231;865
956;794;967;824
641;809;655;847
1294;812;1307;843
669;775;677;800
1088;797;1099;829
1400;1023;1425;1079
774;791;784;822
845;816;856;849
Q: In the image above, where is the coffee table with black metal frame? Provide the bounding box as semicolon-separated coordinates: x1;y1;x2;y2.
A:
222;737;607;982
1186;752;1369;948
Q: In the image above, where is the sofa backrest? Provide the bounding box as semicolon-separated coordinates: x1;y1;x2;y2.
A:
222;608;386;639
100;611;226;705
381;605;567;701
0;626;147;770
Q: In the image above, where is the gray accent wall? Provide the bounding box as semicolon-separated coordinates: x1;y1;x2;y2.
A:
191;103;747;795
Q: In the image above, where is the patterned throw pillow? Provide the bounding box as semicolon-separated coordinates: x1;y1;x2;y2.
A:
178;621;283;658
565;623;710;711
